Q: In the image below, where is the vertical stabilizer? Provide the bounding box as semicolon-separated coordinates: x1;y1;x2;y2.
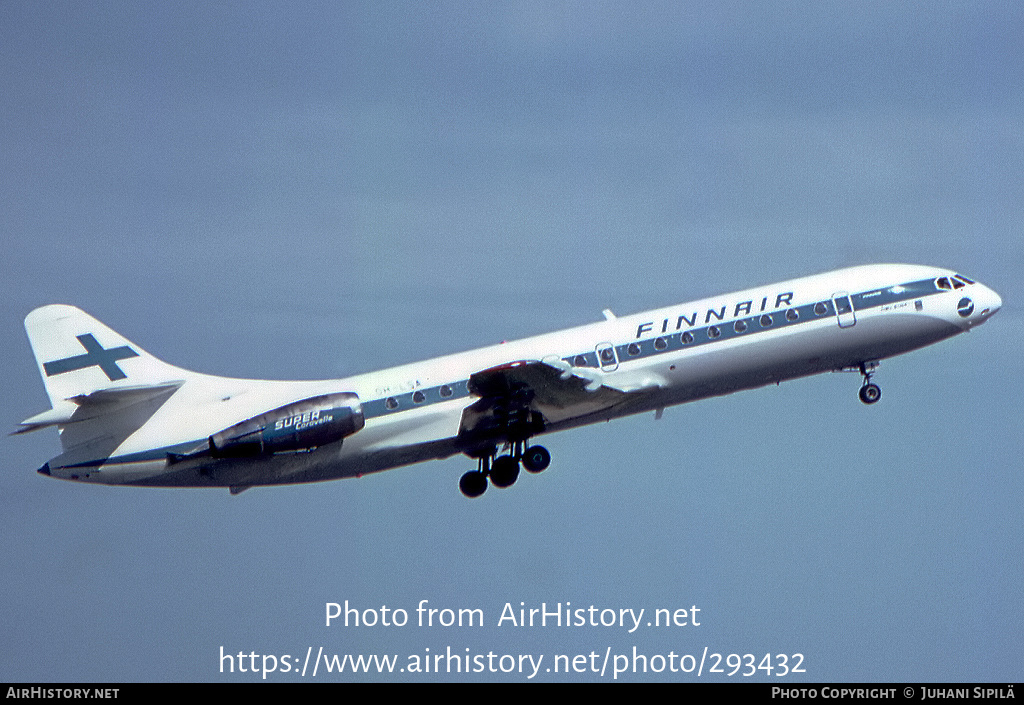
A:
25;305;186;407
19;306;191;455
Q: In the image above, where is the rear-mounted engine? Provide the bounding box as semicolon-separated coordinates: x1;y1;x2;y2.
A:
209;392;364;458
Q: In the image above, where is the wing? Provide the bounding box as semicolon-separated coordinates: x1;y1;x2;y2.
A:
457;359;632;449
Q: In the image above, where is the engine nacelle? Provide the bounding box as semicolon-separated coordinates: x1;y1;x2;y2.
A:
209;392;364;458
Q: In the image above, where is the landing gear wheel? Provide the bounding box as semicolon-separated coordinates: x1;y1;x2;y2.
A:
859;383;881;405
459;470;487;498
521;445;551;473
490;455;520;488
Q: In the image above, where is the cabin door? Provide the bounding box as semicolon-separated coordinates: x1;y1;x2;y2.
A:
832;292;856;328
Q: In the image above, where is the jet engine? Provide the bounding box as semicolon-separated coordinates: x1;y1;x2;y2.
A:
209;392;364;458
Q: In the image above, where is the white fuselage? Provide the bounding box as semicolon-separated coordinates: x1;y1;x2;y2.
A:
40;264;1001;490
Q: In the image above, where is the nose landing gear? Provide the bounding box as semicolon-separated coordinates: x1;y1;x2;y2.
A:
859;383;881;404
857;362;881;405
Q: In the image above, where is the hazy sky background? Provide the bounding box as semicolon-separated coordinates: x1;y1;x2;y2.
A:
1;1;1021;682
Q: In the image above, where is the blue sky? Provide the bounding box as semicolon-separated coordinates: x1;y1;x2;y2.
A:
1;1;1021;682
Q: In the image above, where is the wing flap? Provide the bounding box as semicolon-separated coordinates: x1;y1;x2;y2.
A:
458;360;633;444
467;360;628;411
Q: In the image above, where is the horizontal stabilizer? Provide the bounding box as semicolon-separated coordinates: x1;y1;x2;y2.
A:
12;406;77;434
14;382;185;435
67;381;186;408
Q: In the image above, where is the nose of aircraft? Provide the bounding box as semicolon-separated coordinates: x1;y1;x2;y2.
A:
952;280;1001;328
972;283;1002;324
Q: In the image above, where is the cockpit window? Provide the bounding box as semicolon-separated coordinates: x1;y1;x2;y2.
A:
952;278;965;289
954;274;975;285
936;277;952;290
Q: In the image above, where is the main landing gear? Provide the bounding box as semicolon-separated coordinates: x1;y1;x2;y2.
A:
459;441;551;498
857;361;881;405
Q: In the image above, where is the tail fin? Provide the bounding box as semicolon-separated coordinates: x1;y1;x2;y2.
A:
19;305;188;438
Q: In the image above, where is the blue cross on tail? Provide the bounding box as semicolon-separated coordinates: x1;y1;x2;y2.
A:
43;334;139;381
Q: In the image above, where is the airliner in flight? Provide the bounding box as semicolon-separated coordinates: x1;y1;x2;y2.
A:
16;264;1001;497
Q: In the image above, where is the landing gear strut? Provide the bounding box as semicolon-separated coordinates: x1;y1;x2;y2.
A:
458;441;550;498
858;362;881;405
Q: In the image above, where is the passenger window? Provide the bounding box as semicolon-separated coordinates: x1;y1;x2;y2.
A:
708;326;721;339
786;309;799;321
681;332;694;345
627;343;641;356
439;385;453;398
385;397;398;410
412;391;425;404
814;302;828;316
734;320;747;333
760;314;773;327
573;354;588;367
654;336;668;350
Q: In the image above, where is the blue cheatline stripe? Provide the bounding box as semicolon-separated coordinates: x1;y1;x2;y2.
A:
57;277;944;469
358;277;942;416
561;277;942;370
56;441;207;469
361;380;473;418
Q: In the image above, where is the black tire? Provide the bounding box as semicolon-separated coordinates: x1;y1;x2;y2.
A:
859;383;881;405
521;445;551;473
459;470;487;498
490;455;520;488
